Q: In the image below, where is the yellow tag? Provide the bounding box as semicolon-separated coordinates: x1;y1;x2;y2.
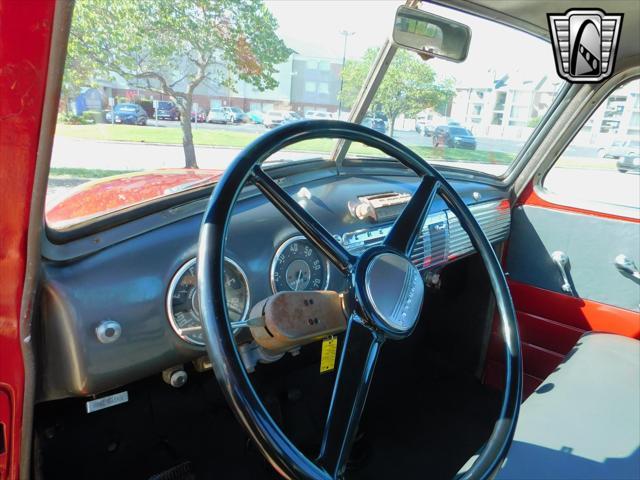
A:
320;336;338;373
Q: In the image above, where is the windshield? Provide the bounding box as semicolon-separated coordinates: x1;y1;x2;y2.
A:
46;0;562;230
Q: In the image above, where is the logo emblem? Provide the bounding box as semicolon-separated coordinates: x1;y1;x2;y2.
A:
548;9;623;83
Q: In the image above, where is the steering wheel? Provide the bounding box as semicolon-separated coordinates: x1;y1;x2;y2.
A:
198;120;522;480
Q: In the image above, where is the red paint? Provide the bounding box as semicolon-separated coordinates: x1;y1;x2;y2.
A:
509;280;640;338
0;1;56;478
46;168;223;229
519;181;640;223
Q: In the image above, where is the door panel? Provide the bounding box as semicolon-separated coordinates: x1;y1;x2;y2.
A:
507;204;640;312
486;192;639;397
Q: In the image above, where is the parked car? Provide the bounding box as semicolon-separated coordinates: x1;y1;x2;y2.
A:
190;109;206;123
155;100;180;121
617;154;640;173
415;112;440;136
263;110;302;128
598;138;640;159
247;110;264;124
361;116;387;134
432;125;477;149
222;106;249;123
105;103;148;125
305;110;334;120
207;107;228;124
282;111;303;124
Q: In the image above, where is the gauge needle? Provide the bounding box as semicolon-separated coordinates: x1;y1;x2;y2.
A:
294;270;303;291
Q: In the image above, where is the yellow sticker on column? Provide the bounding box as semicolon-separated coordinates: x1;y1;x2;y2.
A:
320;336;338;373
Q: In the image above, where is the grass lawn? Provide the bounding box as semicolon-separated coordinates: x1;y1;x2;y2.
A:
50;167;135;179
55;123;515;166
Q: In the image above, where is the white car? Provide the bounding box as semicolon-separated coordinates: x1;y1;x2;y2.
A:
305;110;334;120
206;108;227;124
262;110;303;128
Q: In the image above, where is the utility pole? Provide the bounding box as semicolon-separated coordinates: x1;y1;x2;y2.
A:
337;30;355;120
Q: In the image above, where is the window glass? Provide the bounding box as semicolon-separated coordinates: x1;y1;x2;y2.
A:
543;79;640;214
318;82;329;94
304;81;317;93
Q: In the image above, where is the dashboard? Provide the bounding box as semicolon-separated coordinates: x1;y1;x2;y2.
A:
38;165;510;401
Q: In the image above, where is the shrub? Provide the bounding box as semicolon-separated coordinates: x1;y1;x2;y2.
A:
82;110;103;124
57;112;93;125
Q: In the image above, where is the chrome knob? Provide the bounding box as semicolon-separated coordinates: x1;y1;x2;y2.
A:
95;320;121;344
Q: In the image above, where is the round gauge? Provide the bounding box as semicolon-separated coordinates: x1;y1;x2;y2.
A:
270;236;330;293
167;257;250;346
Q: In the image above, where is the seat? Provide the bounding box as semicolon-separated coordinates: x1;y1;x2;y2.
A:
496;332;640;479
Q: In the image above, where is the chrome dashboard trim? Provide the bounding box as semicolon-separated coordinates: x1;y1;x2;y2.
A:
341;199;510;271
269;235;331;294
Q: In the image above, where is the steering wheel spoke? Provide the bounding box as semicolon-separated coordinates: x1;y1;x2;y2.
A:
252;166;356;274
317;315;382;478
384;175;440;255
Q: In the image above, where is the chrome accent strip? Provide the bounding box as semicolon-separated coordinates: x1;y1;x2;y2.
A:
341;200;510;271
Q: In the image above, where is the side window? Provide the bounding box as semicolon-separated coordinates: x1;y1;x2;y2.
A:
543;79;640;215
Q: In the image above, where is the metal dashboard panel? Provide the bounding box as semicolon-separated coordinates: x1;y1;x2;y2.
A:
38;172;510;400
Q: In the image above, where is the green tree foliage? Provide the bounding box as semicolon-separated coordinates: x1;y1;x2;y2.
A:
340;48;455;137
66;0;292;168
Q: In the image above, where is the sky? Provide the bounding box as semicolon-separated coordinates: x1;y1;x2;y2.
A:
265;0;562;87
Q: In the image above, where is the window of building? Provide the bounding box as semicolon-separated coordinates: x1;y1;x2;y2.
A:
472;104;482;116
318;82;329;94
249;102;262;112
318;61;330;71
306;60;318;70
305;81;317;93
494;91;507;111
492;112;503;125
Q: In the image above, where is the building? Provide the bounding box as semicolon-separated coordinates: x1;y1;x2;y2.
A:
289;56;342;115
87;54;342;117
449;73;563;140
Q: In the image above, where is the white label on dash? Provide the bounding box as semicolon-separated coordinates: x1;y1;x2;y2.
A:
86;391;129;413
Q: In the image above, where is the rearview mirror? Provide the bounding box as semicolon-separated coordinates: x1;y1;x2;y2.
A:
393;6;471;62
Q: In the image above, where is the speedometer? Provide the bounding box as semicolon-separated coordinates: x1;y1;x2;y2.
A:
167;257;249;346
270;236;330;293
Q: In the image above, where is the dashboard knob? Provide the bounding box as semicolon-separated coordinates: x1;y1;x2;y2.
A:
95;320;121;344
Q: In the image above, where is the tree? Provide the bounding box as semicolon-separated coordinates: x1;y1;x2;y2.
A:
340;48;455;137
66;0;292;168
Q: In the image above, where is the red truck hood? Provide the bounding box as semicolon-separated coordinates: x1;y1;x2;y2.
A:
46;168;224;229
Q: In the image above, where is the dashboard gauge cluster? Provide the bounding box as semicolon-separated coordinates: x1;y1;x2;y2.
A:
270;236;330;293
167;257;250;346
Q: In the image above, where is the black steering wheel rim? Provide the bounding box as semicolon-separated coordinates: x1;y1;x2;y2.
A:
198;120;522;479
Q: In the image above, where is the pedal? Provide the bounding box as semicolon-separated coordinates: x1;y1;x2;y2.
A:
148;461;195;480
